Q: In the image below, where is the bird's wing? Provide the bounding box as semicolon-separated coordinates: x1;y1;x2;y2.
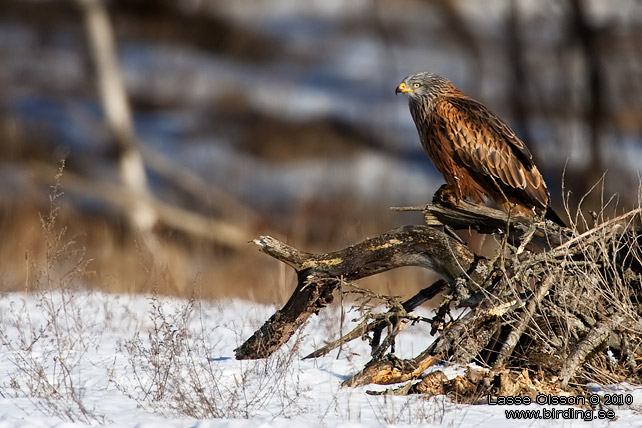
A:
435;96;548;208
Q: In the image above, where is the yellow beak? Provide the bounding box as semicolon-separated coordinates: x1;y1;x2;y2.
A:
395;82;413;94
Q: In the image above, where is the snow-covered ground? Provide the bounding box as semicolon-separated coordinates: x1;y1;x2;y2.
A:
1;290;642;427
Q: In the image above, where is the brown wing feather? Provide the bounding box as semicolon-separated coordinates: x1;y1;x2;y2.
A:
411;97;487;204
434;94;549;211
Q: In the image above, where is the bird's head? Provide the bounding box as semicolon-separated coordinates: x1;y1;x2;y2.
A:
395;72;451;106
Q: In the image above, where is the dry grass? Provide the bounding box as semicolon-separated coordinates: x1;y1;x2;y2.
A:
0;167;104;423
0;181;436;304
0;170;310;421
118;291;308;419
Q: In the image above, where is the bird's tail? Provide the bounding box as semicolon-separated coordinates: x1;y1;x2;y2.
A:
545;205;567;228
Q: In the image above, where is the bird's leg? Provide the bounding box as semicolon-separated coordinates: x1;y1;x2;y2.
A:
432;184;460;207
428;184;466;244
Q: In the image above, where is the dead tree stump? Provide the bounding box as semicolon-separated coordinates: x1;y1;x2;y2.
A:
235;198;642;398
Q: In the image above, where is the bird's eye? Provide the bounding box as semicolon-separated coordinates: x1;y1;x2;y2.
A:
413;83;420;88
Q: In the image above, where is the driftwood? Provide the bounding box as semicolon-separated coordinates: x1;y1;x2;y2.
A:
236;197;642;397
234;224;486;359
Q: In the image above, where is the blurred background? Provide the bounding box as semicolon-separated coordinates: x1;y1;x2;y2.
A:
1;0;641;302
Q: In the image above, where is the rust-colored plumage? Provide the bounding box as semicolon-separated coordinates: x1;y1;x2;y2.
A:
396;72;565;226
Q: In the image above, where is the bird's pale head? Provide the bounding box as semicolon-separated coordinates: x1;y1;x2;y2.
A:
395;72;451;108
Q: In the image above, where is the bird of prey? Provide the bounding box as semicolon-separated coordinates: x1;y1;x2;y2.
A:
396;72;565;226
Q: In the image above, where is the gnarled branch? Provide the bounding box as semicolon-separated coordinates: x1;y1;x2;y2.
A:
234;225;486;360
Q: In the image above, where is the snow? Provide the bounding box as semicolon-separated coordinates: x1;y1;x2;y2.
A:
1;290;642;427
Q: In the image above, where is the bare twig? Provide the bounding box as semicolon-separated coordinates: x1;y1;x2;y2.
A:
303;280;446;360
552;207;642;252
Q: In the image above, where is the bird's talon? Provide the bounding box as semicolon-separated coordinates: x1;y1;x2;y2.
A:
433;185;459;207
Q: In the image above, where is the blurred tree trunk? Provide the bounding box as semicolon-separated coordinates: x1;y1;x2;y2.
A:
435;0;483;93
506;1;533;148
76;0;157;235
569;0;605;193
73;0;253;249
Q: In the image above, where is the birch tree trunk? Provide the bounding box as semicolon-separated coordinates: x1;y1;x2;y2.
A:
76;0;157;234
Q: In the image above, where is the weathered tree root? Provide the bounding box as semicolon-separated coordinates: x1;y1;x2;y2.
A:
236;198;642;394
234;225;485;360
344;353;443;388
